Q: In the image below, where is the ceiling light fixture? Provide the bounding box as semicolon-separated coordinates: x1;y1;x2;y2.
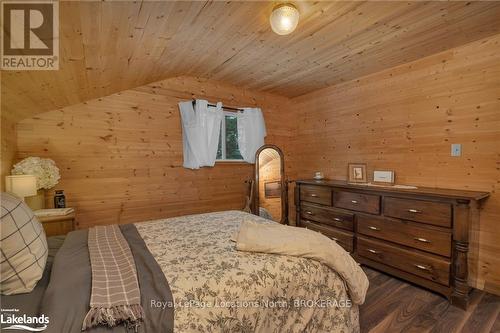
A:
270;3;300;36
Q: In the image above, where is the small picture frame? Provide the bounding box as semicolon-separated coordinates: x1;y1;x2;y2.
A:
348;163;367;183
373;170;395;185
264;181;281;198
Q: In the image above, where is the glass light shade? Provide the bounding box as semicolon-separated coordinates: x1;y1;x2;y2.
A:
270;3;300;35
5;175;37;199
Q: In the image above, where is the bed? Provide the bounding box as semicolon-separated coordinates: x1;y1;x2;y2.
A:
3;210;360;333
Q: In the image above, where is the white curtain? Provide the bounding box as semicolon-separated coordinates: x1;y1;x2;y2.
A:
237;108;267;163
178;99;223;169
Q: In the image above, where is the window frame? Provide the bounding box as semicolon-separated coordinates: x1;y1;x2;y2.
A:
216;111;245;163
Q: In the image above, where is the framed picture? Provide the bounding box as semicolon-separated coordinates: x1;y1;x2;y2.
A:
373;170;395;185
264;181;281;198
348;163;367;183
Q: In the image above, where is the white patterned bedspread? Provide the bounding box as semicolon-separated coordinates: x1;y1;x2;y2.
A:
135;210;359;333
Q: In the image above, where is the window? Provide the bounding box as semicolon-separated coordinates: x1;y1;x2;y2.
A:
216;112;243;161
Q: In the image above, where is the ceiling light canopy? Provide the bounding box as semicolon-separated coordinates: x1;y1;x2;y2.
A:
270;3;300;35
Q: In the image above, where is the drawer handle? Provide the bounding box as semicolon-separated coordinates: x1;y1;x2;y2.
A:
414;264;432;271
414;237;430;243
369;226;380;231
333;217;342;222
408;209;421;213
310;194;318;197
351;200;358;204
305;211;314;215
367;249;380;254
331;237;338;241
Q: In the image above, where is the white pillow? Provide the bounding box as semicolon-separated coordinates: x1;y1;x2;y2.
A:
1;192;48;295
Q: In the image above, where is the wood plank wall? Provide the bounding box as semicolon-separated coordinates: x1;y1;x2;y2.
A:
288;34;500;295
16;76;292;229
1;115;17;190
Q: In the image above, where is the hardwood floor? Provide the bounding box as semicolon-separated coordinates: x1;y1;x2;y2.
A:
360;268;500;333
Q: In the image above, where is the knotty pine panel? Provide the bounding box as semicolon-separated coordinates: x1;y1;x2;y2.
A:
1;115;17;190
2;1;500;122
288;34;500;295
16;76;293;229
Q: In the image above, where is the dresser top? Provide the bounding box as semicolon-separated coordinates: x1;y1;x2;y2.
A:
296;179;489;201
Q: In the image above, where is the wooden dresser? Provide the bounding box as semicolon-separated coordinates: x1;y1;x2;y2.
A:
295;180;489;309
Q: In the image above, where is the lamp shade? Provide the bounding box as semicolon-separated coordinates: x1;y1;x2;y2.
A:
5;175;37;199
270;3;300;35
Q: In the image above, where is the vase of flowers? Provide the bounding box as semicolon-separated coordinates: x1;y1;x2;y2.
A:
11;157;60;210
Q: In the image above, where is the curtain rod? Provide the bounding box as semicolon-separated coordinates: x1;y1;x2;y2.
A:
192;99;244;112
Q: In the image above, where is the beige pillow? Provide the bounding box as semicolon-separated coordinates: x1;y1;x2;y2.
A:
1;192;48;295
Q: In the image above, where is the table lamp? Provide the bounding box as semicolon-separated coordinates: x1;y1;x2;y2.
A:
5;175;37;201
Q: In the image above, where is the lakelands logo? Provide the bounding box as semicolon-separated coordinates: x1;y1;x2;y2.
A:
1;308;49;331
1;1;59;70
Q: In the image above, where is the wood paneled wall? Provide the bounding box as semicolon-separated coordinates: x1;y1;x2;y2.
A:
1;115;17;190
16;76;292;229
288;34;500;294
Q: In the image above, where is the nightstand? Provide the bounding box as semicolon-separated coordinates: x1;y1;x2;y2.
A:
36;211;76;236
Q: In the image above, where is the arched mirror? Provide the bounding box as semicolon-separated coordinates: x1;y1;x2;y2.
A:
253;145;288;224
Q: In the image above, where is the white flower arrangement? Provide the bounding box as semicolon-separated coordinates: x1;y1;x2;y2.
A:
11;157;60;190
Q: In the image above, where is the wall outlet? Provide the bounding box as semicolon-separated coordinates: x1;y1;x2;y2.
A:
451;144;462;157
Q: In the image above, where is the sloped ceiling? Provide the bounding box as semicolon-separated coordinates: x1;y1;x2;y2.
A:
2;1;500;122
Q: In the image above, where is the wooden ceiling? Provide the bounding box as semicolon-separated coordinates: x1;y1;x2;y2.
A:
2;1;500;122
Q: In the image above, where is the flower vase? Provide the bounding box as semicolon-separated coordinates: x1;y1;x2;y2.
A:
25;189;45;211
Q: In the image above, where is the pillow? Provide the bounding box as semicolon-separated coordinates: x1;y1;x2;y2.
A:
1;192;48;295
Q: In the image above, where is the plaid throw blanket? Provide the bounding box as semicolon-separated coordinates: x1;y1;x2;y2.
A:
82;225;144;331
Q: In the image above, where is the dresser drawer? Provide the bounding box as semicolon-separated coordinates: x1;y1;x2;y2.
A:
358;215;451;257
358;236;450;286
301;204;354;231
333;190;380;214
300;185;332;206
383;197;452;227
301;219;354;252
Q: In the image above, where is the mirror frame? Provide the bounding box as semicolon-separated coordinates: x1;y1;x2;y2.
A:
253;144;288;225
